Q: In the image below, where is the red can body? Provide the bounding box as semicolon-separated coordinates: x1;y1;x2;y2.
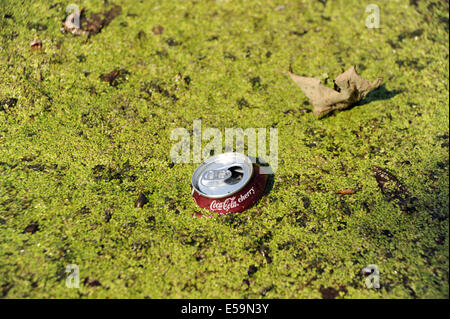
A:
192;164;268;214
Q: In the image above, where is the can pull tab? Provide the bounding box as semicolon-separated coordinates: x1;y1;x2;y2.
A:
200;165;245;187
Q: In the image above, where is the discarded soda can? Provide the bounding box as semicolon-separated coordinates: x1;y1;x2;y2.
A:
191;152;268;214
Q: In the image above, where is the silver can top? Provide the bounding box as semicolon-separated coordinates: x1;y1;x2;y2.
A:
191;152;253;199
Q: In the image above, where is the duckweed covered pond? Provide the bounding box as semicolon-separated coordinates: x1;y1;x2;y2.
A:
0;0;448;298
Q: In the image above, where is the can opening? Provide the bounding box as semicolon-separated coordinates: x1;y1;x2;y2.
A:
224;166;244;185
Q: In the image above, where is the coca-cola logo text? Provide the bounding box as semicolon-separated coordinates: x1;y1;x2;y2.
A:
238;187;255;203
209;187;255;212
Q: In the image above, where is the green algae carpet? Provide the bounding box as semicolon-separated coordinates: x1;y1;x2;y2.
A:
0;0;448;298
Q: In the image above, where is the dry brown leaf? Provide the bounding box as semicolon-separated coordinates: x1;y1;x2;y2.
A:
61;4;122;37
84;4;122;36
372;166;416;212
152;25;164;35
100;69;129;86
30;39;42;50
337;189;356;195
288;66;383;117
135;192;149;208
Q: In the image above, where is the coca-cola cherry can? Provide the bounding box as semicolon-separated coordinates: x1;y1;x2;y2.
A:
191;152;268;214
